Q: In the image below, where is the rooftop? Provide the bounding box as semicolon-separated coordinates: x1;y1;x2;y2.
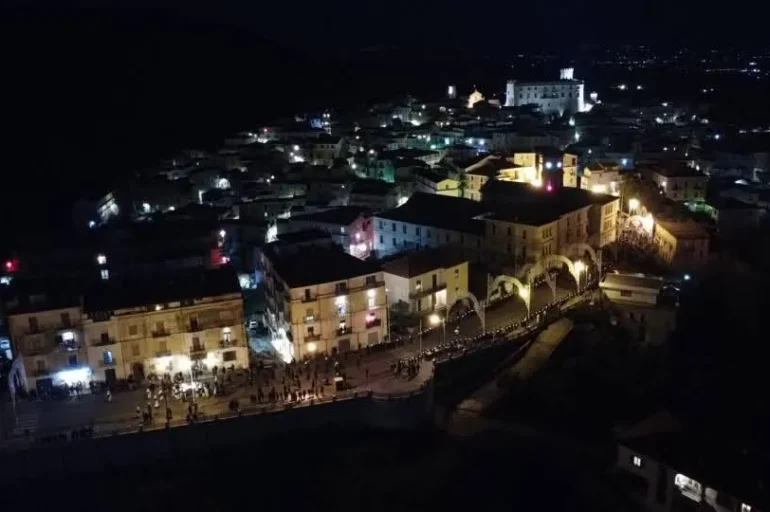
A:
656;218;709;239
600;272;665;292
648;163;707;179
290;206;371;226
480;180;618;213
619;411;768;509
375;193;488;234
382;247;468;279
350;179;397;196
264;246;381;288
275;229;332;245
84;267;241;314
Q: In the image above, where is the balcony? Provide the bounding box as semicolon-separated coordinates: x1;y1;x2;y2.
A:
92;337;117;347
365;318;382;329
305;334;321;342
301;294;318;303
336;326;352;337
155;350;172;357
409;283;447;300
99;359;117;368
187;319;236;332
152;329;171;338
219;338;238;348
190;344;207;358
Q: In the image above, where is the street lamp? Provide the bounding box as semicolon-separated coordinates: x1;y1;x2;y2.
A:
628;198;640;214
574;260;586;292
430;313;445;345
518;285;531;320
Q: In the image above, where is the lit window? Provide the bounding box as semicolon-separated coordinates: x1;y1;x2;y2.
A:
100;269;110;280
96;254;107;265
632;455;642;467
742;504;752;512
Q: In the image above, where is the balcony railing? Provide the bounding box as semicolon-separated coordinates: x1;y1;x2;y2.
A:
305;334;321;342
187;320;236;332
190;344;207;355
99;359;117;368
92;337;117;347
152;330;171;338
409;283;447;300
336;327;352;337
155;350;172;357
298;280;385;303
219;339;238;348
365;318;382;328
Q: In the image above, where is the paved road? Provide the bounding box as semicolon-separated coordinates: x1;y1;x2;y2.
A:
8;281;574;441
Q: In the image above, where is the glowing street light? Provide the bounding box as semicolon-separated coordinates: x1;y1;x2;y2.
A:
574;260;586;292
629;198;641;213
518;285;531;319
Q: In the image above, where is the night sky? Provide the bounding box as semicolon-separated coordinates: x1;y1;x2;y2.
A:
7;0;768;53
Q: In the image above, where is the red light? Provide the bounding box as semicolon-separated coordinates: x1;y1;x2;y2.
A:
546;181;553;192
5;260;15;272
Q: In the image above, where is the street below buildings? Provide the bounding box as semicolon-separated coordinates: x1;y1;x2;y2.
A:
6;280;575;444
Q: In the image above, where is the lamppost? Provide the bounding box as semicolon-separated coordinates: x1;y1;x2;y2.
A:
574;260;586;293
518;285;531;320
628;198;640;215
430;313;445;344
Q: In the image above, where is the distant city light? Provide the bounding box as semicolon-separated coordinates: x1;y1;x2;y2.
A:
618;84;627;90
219;229;226;238
546;162;553;170
88;220;96;228
683;274;691;281
293;145;300;151
96;254;107;266
621;158;628;166
636;85;643;90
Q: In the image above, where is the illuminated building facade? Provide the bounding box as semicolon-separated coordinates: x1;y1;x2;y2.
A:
581;162;623;196
647;164;708;203
382;248;469;315
504;68;586;115
282;207;374;260
6;298;87;392
261;244;387;360
83;267;248;384
653;218;710;270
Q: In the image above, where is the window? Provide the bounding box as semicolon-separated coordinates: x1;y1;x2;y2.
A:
632;455;643;468
415;227;421;236
28;317;39;333
491;224;496;235
155;321;164;333
158;340;167;353
103;351;114;365
366;275;377;287
304;288;311;301
368;296;375;308
378;221;383;229
454;268;459;278
427;230;431;238
392;237;397;246
100;269;110;280
36;360;46;373
392;222;396;232
415;279;422;291
192;336;203;350
60;312;71;327
379;235;383;244
335;282;348;295
445;233;450;243
131;343;140;356
223;350;237;362
68;354;77;366
129;324;138;336
100;332;110;344
522;229;527;240
222;327;232;343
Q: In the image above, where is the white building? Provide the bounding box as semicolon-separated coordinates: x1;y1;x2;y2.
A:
504;68;586;116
